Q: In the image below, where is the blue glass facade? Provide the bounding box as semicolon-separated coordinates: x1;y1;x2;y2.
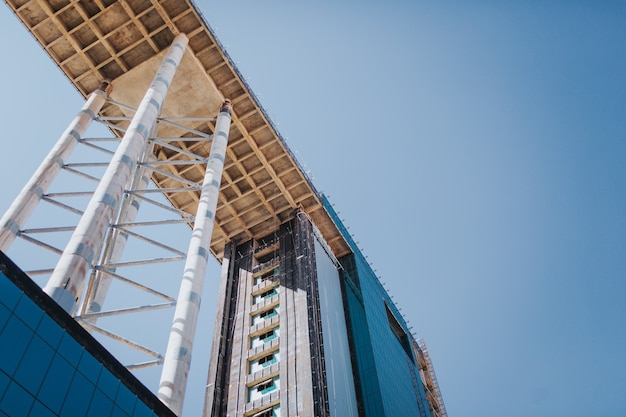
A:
0;252;175;417
322;195;432;417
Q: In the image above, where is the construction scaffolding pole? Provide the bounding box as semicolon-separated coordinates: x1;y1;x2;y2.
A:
43;33;189;314
158;99;232;416
0;84;109;252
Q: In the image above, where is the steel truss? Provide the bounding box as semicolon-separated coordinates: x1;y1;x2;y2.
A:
6;97;216;375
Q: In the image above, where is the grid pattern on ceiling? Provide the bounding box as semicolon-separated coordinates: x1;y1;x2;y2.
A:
6;0;351;260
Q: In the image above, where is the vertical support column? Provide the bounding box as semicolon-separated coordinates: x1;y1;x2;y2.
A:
0;83;110;251
158;99;232;416
83;165;153;317
44;33;188;314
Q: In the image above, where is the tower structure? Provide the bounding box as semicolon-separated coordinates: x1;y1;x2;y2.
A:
1;0;447;416
205;212;356;417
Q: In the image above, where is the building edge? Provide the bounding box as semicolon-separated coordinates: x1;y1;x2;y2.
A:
321;194;447;416
0;250;177;417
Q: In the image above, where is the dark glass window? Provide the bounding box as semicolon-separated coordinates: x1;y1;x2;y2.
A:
58;332;84;364
257;353;276;366
30;401;57;417
0;315;33;376
112;403;131;417
116;383;138;415
60;372;95;417
0;371;10;404
260;329;276;342
385;302;413;359
0;303;10;337
255;379;275;394
78;351;103;384
88;388;114;417
134;399;156;417
260;288;277;299
14;295;43;330
97;367;121;401
0;380;34;416
14;334;54;395
36;314;63;350
38;355;74;414
0;257;174;417
0;272;22;310
259;308;277;319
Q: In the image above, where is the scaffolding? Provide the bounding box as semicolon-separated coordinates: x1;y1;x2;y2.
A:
415;339;448;417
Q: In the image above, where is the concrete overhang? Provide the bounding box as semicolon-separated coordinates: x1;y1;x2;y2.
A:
5;0;351;260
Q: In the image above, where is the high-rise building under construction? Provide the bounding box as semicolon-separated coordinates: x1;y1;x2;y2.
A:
0;0;446;416
204;200;447;417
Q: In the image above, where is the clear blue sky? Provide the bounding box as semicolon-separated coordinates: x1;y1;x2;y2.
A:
1;1;625;416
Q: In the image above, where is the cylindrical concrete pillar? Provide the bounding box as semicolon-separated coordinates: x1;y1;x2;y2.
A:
158;100;232;416
44;33;189;314
0;84;109;251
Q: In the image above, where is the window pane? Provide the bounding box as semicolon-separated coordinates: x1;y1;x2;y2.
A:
97;369;120;401
14;296;43;330
0;274;22;310
14;334;54;395
38;355;75;414
30;401;57;417
248;377;279;402
0;315;33;375
133;399;157;417
0;380;34;417
60;372;94;417
78;351;103;384
263;330;277;342
0;371;9;401
57;333;84;365
112;403;131;417
115;385;137;415
88;388;114;417
0;303;10;333
36;314;63;350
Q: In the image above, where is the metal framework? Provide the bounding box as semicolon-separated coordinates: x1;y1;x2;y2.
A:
416;339;448;417
0;80;225;389
4;0;351;261
44;33;190;314
0;0;367;414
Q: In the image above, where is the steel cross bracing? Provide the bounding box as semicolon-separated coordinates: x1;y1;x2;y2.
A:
4;96;217;376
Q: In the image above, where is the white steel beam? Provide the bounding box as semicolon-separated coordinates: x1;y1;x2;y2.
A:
158;99;233;415
0;84;109;251
83;167;153;318
44;33;189;314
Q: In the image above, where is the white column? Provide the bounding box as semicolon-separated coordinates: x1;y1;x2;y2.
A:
158;100;232;415
0;84;109;251
85;167;152;317
44;33;189;314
